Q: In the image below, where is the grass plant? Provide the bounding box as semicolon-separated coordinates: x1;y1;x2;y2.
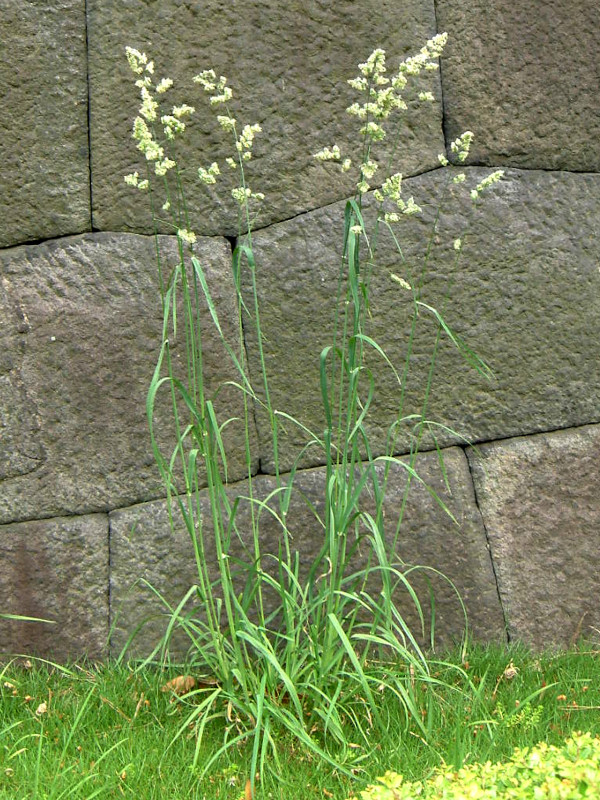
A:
121;36;505;785
1;645;600;799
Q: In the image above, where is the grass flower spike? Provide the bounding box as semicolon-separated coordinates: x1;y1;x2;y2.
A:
314;145;342;161
471;169;505;200
176;228;196;245
450;131;474;163
125;46;148;75
198;162;221;184
316;34;448;202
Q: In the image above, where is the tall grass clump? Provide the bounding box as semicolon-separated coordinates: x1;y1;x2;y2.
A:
123;37;504;784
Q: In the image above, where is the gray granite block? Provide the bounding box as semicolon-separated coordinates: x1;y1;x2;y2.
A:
0;232;258;523
0;0;90;247
0;513;108;660
468;424;600;648
241;168;600;472
436;0;600;171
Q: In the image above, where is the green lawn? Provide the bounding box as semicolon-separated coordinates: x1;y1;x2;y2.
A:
1;643;599;799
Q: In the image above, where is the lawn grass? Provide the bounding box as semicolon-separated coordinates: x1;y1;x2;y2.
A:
1;642;599;799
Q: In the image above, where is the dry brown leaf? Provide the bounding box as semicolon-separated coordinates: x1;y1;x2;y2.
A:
503;661;519;680
161;675;196;696
245;779;253;800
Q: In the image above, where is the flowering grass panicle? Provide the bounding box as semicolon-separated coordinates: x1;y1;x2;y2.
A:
123;35;506;789
314;38;502;236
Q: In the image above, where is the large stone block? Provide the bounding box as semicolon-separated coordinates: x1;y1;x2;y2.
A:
109;447;505;658
436;0;600;171
0;232;258;523
467;424;600;649
0;0;90;247
0;514;108;660
241;168;600;471
88;0;443;236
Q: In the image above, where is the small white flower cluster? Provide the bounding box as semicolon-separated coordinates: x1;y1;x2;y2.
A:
161;105;195;140
313;145;352;172
177;228;197;245
125;50;265;211
314;145;341;161
438;132;504;203
198;162;220;184
193;68;265;205
471;170;505;201
156;77;173;94
314;34;448;198
155;157;176;177
126;47;151;76
449;130;474;163
399;33;447;75
193;70;233;105
373;172;421;223
231;186;265;205
390;273;412;291
236;123;262;161
217;115;236;132
124;47;188;186
123;170;149;191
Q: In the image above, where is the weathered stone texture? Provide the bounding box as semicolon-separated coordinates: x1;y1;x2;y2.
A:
109;447;505;658
467;424;600;648
0;514;108;659
242;168;600;472
436;0;600;171
0;0;90;247
88;0;443;236
0;233;257;524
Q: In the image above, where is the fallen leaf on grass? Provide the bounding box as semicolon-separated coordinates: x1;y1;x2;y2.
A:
161;675;197;696
503;661;519;680
36;702;47;715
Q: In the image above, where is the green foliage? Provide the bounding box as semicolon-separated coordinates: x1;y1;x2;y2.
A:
493;700;543;731
351;731;600;799
2;645;600;798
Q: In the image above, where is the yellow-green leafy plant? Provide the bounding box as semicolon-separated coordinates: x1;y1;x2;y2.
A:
349;731;600;799
123;36;504;784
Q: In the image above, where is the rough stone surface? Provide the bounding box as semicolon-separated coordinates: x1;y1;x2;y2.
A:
109;446;505;658
0;232;258;524
0;514;108;659
88;0;443;236
242;168;600;472
467;424;600;649
436;0;600;171
0;0;90;247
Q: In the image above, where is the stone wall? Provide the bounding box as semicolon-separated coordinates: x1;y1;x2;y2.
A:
1;0;599;660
